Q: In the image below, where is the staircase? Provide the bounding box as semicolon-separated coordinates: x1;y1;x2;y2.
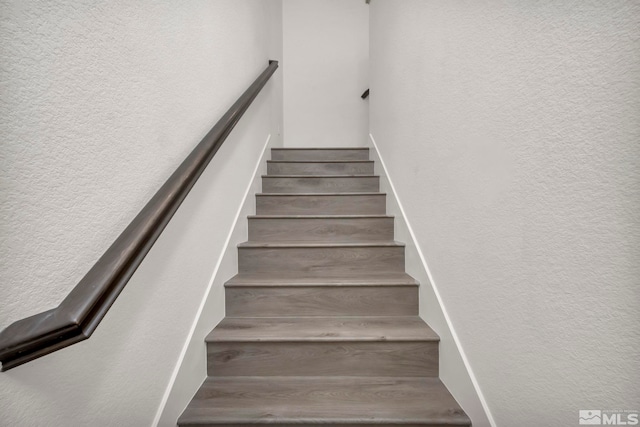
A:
178;148;471;427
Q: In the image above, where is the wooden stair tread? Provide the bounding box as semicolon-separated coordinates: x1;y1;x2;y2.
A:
262;174;378;178
272;147;369;150
271;148;370;161
267;160;374;163
225;272;419;287
178;376;470;426
207;316;438;342
267;161;375;176
248;214;392;219
238;241;404;248
262;176;380;193
257;192;385;196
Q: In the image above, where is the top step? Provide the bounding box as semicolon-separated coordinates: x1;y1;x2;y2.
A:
272;148;369;161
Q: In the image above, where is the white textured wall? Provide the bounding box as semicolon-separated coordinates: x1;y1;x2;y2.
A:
0;0;282;425
367;137;493;426
155;135;277;427
283;0;368;147
369;1;640;426
156;3;283;425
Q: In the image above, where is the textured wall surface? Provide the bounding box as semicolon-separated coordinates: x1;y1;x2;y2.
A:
0;0;282;425
369;1;640;426
155;135;277;427
156;3;283;425
367;136;493;426
283;0;369;147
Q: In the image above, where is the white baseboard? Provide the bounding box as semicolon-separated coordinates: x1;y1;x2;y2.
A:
368;133;496;427
152;134;275;427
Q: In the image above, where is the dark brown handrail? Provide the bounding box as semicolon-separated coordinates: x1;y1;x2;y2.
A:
0;60;279;371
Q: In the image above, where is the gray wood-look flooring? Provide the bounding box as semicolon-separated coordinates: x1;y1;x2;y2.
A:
262;175;380;193
207;316;439;342
271;148;370;161
248;215;394;242
225;285;418;317
178;148;471;426
208;341;438;377
267;160;374;175
256;193;387;215
237;242;406;275
179;377;470;426
224;271;420;286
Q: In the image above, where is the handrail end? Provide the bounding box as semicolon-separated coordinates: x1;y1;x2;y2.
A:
0;309;85;371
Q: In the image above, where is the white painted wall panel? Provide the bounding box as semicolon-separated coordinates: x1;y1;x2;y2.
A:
367;135;493;427
369;1;640;426
283;0;368;147
156;3;283;425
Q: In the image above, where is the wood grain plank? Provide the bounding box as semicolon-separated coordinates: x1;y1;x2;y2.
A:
256;193;387;215
237;244;405;274
262;176;380;193
208;317;438;342
267;161;375;175
226;285;418;317
248;216;394;242
225;272;420;287
208;341;438;377
271;148;369;161
178;377;470;426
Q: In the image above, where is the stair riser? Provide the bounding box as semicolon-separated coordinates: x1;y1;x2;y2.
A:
272;149;369;161
267;161;374;175
248;217;394;242
256;194;387;215
208;342;438;377
263;176;379;193
238;246;405;274
226;286;418;317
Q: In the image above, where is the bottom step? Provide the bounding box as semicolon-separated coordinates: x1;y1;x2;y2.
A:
179;376;470;426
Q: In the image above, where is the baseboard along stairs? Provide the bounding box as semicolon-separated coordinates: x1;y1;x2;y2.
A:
178;147;471;426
